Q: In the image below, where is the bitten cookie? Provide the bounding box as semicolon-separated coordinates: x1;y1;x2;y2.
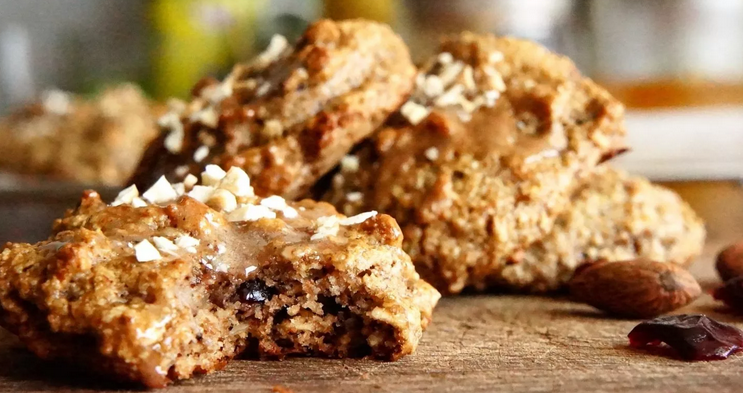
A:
323;32;627;294
494;166;706;293
130;19;416;199
0;84;159;186
0;167;439;387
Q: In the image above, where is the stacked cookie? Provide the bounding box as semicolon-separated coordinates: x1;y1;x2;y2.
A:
132;25;704;295
0;19;436;388
0;19;705;387
322;33;705;294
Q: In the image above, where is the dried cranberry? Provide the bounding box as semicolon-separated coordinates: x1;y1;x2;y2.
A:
714;277;743;311
628;314;743;360
236;280;271;303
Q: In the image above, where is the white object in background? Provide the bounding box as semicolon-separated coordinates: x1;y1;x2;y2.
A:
0;24;34;110
613;107;743;181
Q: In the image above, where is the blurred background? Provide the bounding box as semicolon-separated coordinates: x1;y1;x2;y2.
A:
2;0;743;179
1;0;743;242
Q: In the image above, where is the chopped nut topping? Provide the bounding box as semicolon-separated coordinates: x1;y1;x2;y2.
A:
201;164;226;186
202;82;233;105
262;119;284;139
424;147;440;161
193;146;210;163
340;155;360;173
256;82;271;97
131;197;148;208
183;173;199;189
172;183;186;196
311;215;341;240
112;185;139;206
190;107;218;128
166;98;187;114
260;195;298;218
160;113;185;153
220;167;254;197
489;51;504;63
401;50;506;125
174;235;199;253
346;192;363;202
142;176;178;204
400;101;430;125
228;204;277;222
484;90;500;107
134;240;161;262
174;165;190;177
435;84;465;107
152;236;179;255
462;65;476;91
339;211;378;226
260;195;287;210
254;34;288;66
483;66;507;92
187;185;216;203
208;188;238;212
438;61;465;86
421;75;444;97
437;52;453;64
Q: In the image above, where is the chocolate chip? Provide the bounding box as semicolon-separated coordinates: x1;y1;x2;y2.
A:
236;280;271;303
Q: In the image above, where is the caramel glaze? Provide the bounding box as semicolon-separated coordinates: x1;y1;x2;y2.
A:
373;87;568;211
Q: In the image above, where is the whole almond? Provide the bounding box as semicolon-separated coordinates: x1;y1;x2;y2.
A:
716;240;743;282
568;259;701;318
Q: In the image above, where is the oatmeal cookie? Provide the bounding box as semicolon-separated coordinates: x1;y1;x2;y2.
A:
323;32;627;294
130;19;416;200
0;84;159;186
494;166;706;293
0;167;439;387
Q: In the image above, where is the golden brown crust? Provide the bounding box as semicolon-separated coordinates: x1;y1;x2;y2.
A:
131;19;416;200
323;33;627;294
0;169;439;387
0;84;159;186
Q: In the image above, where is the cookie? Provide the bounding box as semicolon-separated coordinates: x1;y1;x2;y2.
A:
0;84;159;186
322;32;627;294
0;166;439;387
494;166;706;293
130;19;416;200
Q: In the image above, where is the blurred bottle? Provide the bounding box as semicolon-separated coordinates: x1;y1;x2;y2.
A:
397;0;576;62
150;0;267;99
590;0;743;108
323;0;395;23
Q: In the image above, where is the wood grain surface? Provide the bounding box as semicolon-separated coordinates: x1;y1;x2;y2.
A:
1;181;742;393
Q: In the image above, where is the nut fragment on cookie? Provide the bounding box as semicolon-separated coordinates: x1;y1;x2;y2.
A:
152;236;180;255
112;184;139;206
228;204;276;222
400;101;430;125
142;176;178;204
340;211;378;226
134;239;162;262
193;145;210;162
340;155;360;173
202;164;227;186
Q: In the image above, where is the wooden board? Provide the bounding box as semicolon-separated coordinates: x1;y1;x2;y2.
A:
1;182;742;393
